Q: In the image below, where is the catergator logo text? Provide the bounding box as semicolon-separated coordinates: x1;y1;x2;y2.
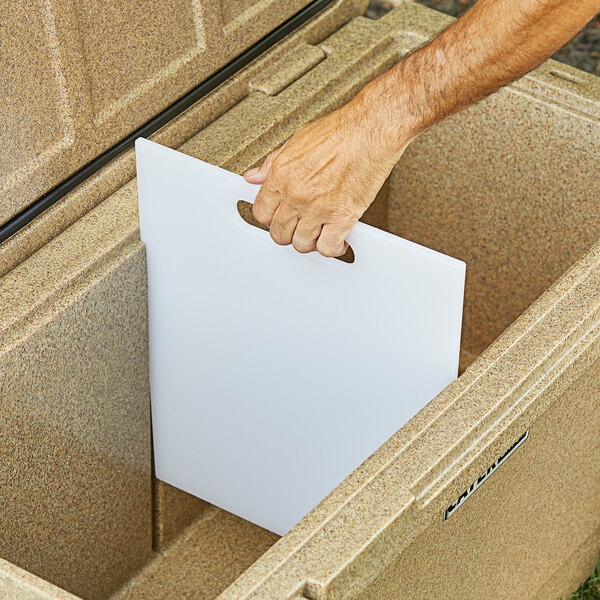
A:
443;429;530;520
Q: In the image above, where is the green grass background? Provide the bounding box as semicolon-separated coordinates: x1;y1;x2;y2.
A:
568;559;600;600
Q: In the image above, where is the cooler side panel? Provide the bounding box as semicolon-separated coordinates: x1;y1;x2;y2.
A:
355;353;600;600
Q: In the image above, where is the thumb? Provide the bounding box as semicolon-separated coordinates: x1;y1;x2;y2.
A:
244;144;286;184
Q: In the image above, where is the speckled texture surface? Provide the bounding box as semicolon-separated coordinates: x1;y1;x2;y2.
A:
356;361;600;599
0;0;317;227
215;241;600;600
152;479;211;551
388;68;600;368
111;507;278;600
0;0;366;276
1;2;600;600
0;242;151;600
248;42;326;96
532;524;600;600
0;558;81;600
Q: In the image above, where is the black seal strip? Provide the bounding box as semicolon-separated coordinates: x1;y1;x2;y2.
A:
0;0;335;246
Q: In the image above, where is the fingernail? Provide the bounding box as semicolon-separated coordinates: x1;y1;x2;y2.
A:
245;167;259;178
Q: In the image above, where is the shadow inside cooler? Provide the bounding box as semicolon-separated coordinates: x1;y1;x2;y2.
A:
3;26;600;600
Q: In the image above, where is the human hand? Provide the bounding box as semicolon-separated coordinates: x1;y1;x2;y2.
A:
244;94;412;257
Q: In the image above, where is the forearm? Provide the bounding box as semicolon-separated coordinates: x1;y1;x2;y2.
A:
244;0;599;257
356;0;600;152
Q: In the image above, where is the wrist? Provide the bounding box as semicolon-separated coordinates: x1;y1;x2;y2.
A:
349;62;426;158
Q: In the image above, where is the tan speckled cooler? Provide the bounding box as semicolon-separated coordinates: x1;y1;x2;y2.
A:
1;2;600;599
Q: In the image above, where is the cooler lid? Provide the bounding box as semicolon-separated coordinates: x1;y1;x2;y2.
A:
0;0;320;229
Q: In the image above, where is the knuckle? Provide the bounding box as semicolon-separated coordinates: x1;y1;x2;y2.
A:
329;203;356;222
292;238;314;253
266;165;282;189
253;204;271;225
284;183;304;203
264;150;281;172
253;188;279;225
270;228;287;245
317;243;338;258
319;247;338;258
317;234;343;258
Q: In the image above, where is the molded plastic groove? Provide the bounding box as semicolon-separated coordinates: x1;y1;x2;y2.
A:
302;580;324;600
0;0;335;247
548;69;585;85
412;283;600;505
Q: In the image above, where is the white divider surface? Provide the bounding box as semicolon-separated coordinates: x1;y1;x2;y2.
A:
136;138;465;535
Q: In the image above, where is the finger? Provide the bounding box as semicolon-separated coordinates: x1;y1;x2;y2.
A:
316;222;354;258
243;153;274;184
269;204;299;246
252;179;280;226
292;218;322;253
244;144;286;184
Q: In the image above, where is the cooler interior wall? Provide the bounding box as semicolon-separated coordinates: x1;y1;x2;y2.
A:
381;85;600;370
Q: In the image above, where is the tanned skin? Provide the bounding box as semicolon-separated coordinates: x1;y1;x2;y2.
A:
244;0;600;257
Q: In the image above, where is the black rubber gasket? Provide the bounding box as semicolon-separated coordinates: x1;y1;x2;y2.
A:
0;0;335;246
